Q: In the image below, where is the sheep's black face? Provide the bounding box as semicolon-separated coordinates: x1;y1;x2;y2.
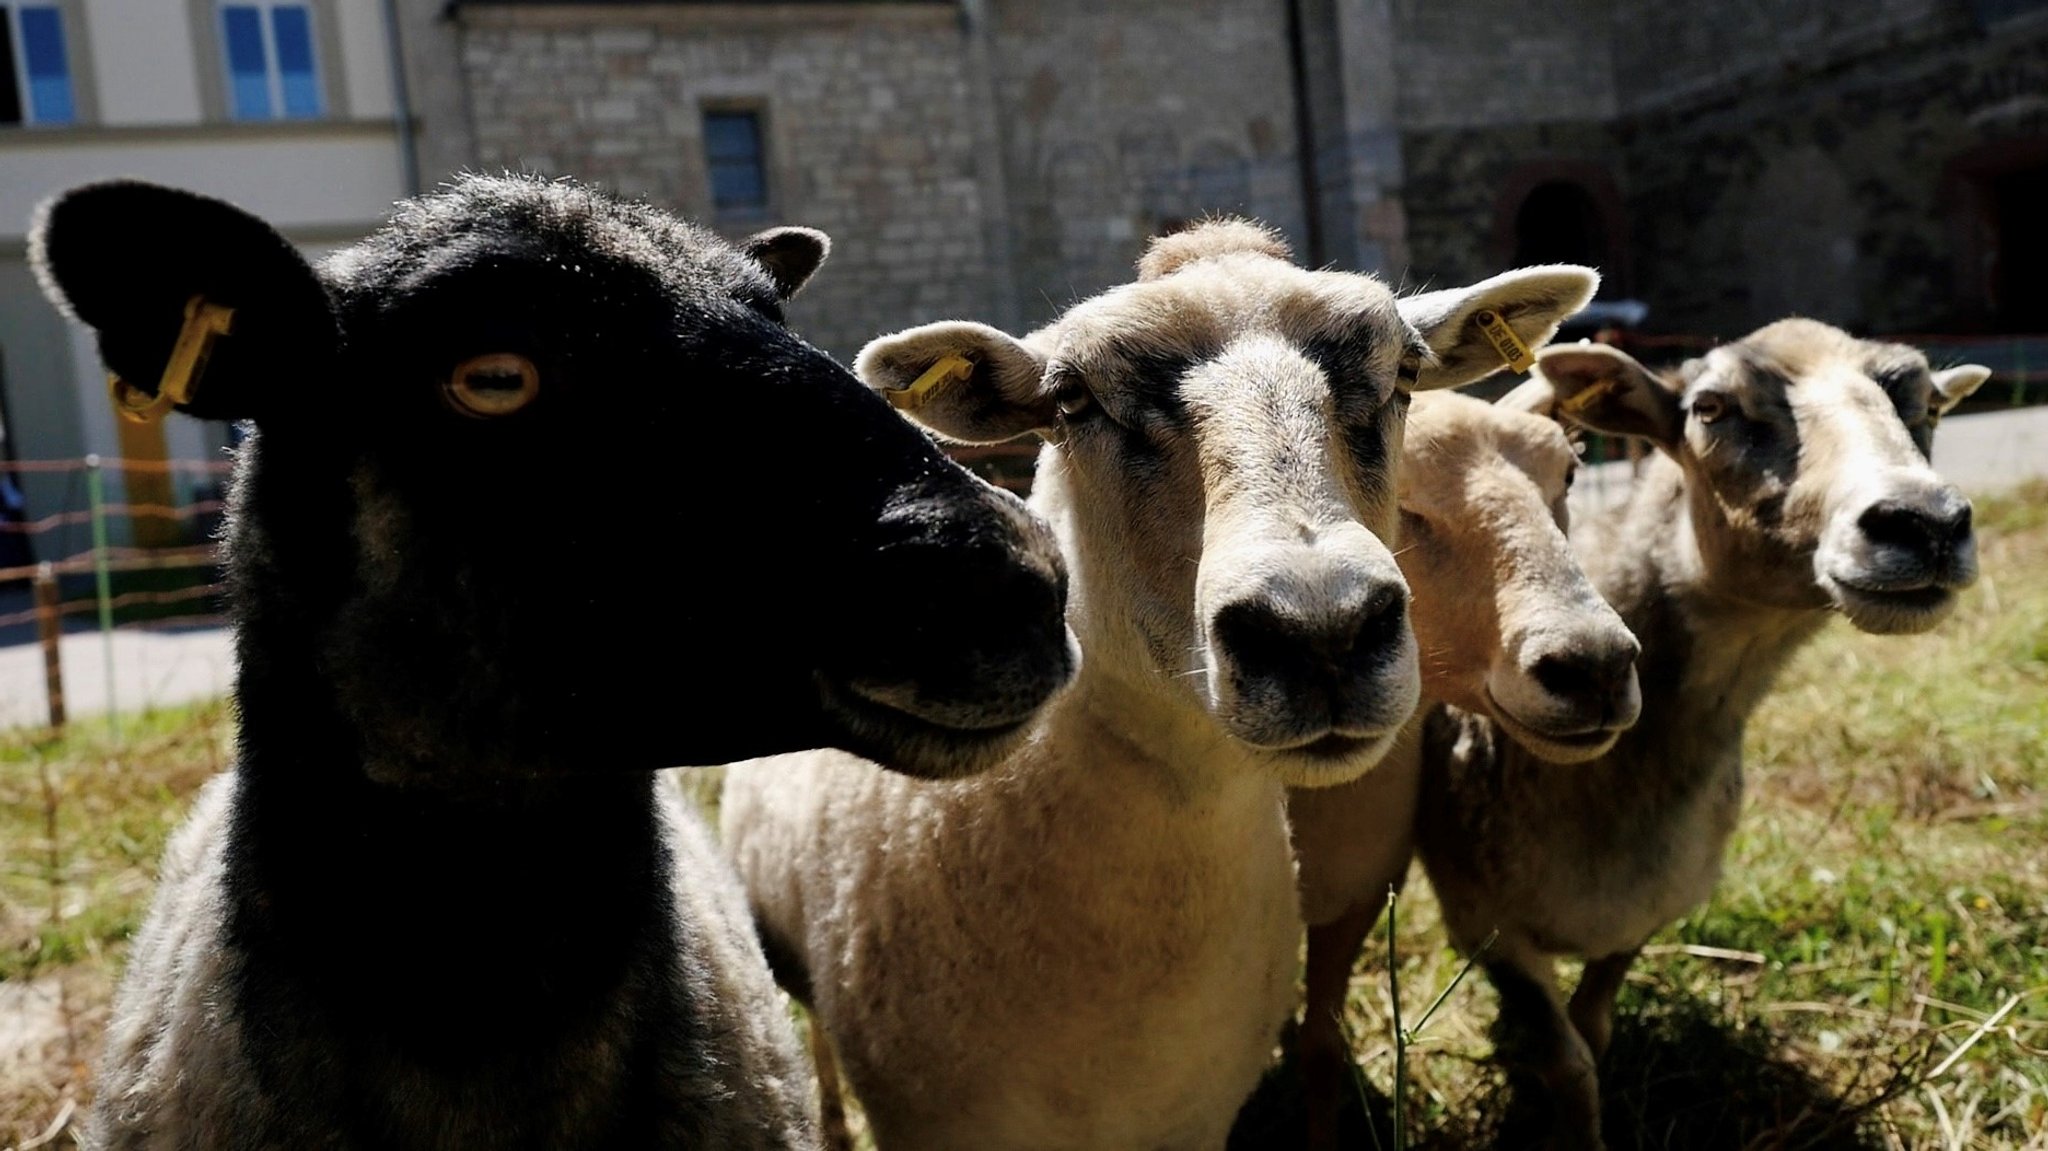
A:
31;176;1075;784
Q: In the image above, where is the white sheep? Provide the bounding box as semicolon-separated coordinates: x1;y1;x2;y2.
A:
1417;323;1989;1149
724;221;1597;1150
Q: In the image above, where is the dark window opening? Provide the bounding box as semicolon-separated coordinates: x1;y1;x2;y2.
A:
704;110;768;213
0;16;20;126
1513;181;1610;292
1;4;76;126
1991;166;2048;331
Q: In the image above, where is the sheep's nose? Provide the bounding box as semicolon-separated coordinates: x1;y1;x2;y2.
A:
1209;583;1408;689
1527;638;1640;728
846;533;1073;727
1857;492;1973;559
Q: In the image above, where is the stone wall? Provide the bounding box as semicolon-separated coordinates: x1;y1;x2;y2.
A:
1400;120;1622;291
1611;0;1959;115
445;0;2048;351
1621;15;2048;336
981;0;1312;327
1391;0;1618;129
457;3;996;360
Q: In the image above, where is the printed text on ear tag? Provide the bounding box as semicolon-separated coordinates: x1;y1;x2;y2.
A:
1475;310;1535;374
889;354;974;411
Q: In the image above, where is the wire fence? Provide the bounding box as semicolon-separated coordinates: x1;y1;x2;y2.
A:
1;456;232;733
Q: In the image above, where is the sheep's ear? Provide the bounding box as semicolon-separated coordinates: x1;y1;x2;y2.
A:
855;320;1050;444
30;179;337;424
1396;265;1599;391
745;226;831;300
1930;364;1990;417
1533;341;1683;450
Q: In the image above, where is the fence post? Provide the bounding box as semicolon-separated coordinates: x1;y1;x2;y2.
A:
34;562;65;730
86;455;118;741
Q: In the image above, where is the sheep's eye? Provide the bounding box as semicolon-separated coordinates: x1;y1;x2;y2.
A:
1563;463;1578;492
445;353;540;418
1690;390;1731;424
1051;374;1095;419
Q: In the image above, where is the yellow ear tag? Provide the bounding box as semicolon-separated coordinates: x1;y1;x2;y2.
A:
109;295;237;424
1475;309;1535;374
888;353;973;411
1559;374;1623;417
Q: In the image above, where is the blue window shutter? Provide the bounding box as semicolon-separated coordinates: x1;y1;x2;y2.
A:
221;6;272;120
19;7;74;124
270;5;320;118
704;111;767;210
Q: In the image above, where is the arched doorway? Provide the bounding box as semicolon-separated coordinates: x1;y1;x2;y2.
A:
1948;138;2048;333
1513;180;1612;280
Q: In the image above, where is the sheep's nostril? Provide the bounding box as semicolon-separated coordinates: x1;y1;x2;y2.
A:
1857;499;1941;554
1937;500;1973;549
1531;653;1601;704
1530;646;1634;706
1350;589;1408;665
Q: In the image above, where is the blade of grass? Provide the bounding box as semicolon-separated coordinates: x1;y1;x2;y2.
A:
1388;886;1405;1151
1409;929;1497;1041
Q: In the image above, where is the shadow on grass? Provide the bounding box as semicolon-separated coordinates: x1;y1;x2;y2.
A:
1227;1032;1399;1151
1479;991;1892;1151
1233;990;1896;1151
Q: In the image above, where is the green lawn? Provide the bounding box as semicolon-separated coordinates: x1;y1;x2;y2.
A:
4;483;2043;1149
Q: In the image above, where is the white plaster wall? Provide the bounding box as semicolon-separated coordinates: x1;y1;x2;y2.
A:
81;0;205;126
335;0;395;119
0;130;405;239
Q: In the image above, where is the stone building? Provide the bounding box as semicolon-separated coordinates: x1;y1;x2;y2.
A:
430;0;2048;360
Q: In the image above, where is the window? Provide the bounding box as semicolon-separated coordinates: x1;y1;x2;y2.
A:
220;2;322;121
0;5;76;126
704;110;768;213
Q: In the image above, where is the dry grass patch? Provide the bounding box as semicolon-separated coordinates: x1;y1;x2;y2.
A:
1;703;233;1146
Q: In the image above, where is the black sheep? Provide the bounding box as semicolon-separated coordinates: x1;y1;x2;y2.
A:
31;175;1074;1150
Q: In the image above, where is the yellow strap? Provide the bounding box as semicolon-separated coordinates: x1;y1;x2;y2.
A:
1558;374;1623;416
1474;309;1535;374
109;295;236;424
888;353;973;411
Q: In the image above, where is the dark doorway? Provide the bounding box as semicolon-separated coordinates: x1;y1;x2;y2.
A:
1514;181;1611;282
1991;165;2048;331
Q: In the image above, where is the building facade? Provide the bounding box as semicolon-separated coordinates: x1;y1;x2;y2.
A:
0;0;411;546
431;0;2048;363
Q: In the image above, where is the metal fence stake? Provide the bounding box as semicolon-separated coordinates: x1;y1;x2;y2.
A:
34;562;65;730
86;455;118;742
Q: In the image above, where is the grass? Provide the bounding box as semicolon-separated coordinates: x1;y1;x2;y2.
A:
0;702;233;1146
3;483;2044;1149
